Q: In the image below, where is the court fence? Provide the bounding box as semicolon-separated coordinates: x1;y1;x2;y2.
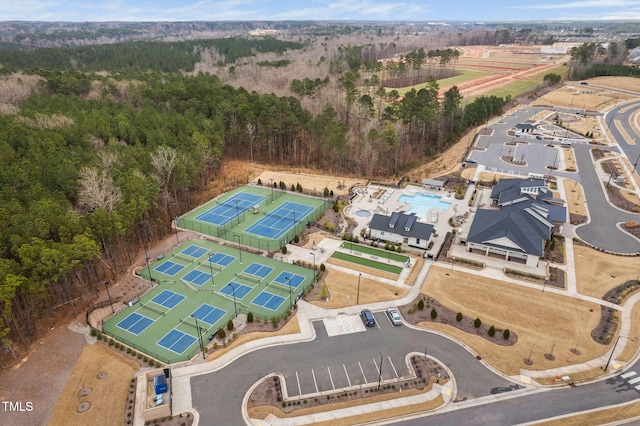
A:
177;198;331;252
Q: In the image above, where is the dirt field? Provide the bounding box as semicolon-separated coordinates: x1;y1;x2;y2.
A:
533;83;632;111
48;343;139;426
574;245;640;298
418;266;604;377
255;169;365;196
309;267;408;309
588;76;640;92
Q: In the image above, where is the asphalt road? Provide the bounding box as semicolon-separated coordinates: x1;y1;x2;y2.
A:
190;314;517;425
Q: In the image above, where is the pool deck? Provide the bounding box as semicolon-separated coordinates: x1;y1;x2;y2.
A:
346;184;472;247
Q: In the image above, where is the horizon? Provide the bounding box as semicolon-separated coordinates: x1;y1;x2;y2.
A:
1;0;640;23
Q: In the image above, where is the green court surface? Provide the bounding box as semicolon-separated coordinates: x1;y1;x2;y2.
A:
177;185;329;252
340;242;409;263
330;251;404;275
103;240;314;364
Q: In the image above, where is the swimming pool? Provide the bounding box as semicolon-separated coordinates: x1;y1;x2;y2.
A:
355;210;371;217
398;193;451;218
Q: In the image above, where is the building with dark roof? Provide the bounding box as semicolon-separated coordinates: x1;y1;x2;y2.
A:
368;212;434;249
465;178;566;267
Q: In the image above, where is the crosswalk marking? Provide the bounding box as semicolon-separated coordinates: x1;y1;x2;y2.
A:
628;376;640;385
636;384;640;391
621;371;637;379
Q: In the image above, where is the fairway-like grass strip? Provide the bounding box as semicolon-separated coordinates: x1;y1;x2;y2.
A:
331;251;403;274
340;242;409;263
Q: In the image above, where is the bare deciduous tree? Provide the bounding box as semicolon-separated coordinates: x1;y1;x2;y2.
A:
77;167;121;213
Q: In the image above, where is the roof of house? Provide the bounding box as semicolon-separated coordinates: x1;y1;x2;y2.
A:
466;204;551;257
369;212;434;239
490;178;566;223
421;178;447;187
490;178;547;199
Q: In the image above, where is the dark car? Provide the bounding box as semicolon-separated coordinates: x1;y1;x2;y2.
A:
360;309;376;327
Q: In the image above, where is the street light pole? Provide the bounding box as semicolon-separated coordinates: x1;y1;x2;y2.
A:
377;352;384;391
208;251;215;292
174;216;179;245
234;199;241;224
269;178;274;202
228;283;238;318
357;273;361;304
286;276;292;311
310;252;316;283
605;335;639;371
234;234;243;264
191;315;205;360
104;281;114;314
141;232;152;287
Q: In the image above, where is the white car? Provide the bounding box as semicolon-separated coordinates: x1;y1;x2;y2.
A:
386;308;402;326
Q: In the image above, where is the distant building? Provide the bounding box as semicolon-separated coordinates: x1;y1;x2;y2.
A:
515;123;537;133
465;178;566;267
421;178;448;190
368;212;434;249
540;43;581;54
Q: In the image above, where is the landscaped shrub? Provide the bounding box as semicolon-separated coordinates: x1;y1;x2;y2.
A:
417;299;425;310
293;235;299;244
320;263;326;272
90;328;97;337
488;325;496;337
227;319;234;331
217;328;226;339
282;246;287;254
430;308;437;319
456;312;463;322
108;338;115;346
503;329;510;340
257;178;262;185
474;317;482;328
247;312;254;323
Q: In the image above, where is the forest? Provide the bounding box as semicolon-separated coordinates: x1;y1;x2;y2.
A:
0;27;518;361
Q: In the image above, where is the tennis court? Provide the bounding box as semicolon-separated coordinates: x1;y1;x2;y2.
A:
208;252;236;267
157;329;197;355
191;304;227;325
251;291;286;311
116;312;154;335
104;239;314;363
243;262;274;278
182;270;213;286
195;192;266;226
219;282;252;299
273;272;306;289
245;201;314;240
155;261;185;276
181;245;209;259
151;290;186;309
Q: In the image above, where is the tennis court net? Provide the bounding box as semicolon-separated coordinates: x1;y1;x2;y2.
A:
172;252;196;263
266;280;293;293
201;261;222;272
235;272;261;284
141;303;166;316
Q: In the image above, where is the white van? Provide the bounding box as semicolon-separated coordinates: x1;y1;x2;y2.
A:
560;140;572;146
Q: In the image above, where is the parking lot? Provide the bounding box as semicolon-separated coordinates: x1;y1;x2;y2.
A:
281;311;411;398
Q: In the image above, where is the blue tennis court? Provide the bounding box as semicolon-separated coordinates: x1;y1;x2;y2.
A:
154;261;185;276
243;262;274;279
182;270;212;286
220;282;252;299
251;291;286;311
191;304;227;325
245;201;315;240
151;290;186;308
208;252;236;267
195;192;266;226
181;245;208;259
157;329;197;355
274;272;306;289
116;312;154;335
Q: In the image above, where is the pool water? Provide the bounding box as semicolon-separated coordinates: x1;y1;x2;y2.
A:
355;210;371;217
398;193;451;218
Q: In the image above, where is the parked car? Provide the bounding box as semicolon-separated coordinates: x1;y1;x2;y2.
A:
561;140;572;146
360;309;376;327
536;135;543;140
386;308;402;326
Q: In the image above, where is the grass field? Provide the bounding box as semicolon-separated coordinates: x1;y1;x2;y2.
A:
340;241;409;263
330;251;404;274
391;69;490;96
103;239;314;363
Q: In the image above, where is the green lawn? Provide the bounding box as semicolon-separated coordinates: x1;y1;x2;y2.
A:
340;241;409;263
331;251;403;274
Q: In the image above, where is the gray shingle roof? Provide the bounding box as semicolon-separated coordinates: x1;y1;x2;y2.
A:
369;212;434;239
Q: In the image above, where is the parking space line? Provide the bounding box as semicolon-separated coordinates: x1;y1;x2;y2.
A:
327;366;335;390
373;358;380;374
296;371;301;396
311;369;319;393
388;356;399;378
359;362;368;384
343;364;352;387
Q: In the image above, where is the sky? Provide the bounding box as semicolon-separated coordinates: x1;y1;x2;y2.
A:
1;0;640;22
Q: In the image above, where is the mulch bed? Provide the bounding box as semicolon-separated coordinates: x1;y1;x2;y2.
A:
399;296;517;347
603;280;640;305
247;356;447;414
606;185;640;213
591;305;619;346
